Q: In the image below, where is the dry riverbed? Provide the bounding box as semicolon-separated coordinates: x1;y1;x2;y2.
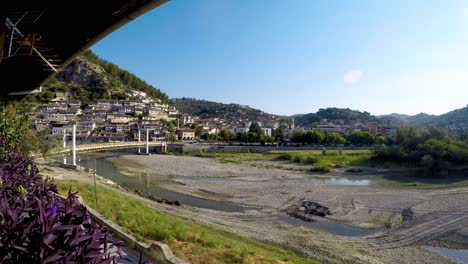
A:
41;154;468;264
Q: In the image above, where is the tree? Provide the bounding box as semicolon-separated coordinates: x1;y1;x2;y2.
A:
325;132;346;144
347;132;375;145
236;132;249;143
0;102;38;156
291;131;305;143
36;129;62;157
376;135;387;145
274;126;285;143
219;130;236;142
249;122;263;135
190;123;203;138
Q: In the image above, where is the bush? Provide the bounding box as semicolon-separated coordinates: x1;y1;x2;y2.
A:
346;168;363;173
321;148;327;156
310;165;331;173
304;156;319;164
292;155;302;163
0;139;125;263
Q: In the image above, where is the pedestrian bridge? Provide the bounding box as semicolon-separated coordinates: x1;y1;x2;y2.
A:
54;141;167;155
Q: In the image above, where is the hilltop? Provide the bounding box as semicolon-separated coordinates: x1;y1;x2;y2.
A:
169;98;284;123
294;107;380;127
30;50;168;104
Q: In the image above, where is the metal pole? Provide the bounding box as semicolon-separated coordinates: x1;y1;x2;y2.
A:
63;131;67;148
146;129;149;154
72;124;76;166
93;158;98;209
138;129;141;153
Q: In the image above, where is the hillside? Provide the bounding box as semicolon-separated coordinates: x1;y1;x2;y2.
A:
169;98;282;122
378;105;468;128
30;50;168;104
294;108;379;127
432;105;468;127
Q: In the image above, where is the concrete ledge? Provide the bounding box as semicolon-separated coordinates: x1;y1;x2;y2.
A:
76;196;189;264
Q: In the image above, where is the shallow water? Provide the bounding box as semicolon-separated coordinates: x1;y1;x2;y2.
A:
423;246;468;264
277;215;382;237
59;152;247;212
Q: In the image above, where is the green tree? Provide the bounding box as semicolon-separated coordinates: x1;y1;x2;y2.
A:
190;123;203;138
35;129;62;157
249;122;263;135
347;132;375;145
219;130;236;142
274;126;285;143
0;102;38;156
376;135;387;145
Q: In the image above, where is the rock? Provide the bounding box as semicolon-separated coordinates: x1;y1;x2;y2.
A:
56;56;109;87
287;200;332;222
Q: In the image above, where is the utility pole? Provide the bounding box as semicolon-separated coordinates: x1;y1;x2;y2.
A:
63;130;67;164
138;129;141;154
146;128;149;154
72;123;76;166
177;114;180;130
93;158;98;209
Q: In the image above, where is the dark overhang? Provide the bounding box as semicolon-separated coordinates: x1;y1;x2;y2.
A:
0;0;169;97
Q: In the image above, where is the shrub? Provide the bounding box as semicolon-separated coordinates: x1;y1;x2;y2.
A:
321;148;327;156
292;155;302;163
0;139;126;263
346;168;363;173
304;156;319;164
277;153;291;160
310;165;331;173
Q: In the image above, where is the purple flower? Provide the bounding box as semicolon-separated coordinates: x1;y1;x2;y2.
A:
46;204;59;216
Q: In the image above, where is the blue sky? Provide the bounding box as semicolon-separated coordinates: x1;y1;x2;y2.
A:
92;0;468;116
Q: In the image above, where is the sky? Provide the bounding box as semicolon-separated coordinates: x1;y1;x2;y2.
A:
92;0;468;116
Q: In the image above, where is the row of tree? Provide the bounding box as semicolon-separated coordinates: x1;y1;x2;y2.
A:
373;127;468;174
290;130;386;145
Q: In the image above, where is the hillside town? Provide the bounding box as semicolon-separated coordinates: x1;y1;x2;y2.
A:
32;96;398;144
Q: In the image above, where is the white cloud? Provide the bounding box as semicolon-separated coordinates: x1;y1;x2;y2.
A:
343;69;363;84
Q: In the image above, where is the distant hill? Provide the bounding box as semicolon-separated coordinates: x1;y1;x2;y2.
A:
169;98;283;123
377;113;410;119
378;105;468;129
294;107;379;127
30;50;168;104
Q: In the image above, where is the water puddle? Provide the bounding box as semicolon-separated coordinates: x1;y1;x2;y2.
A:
277;215;383;237
300;177;372;186
175;175;373;186
423;246;468;264
173;176;245;182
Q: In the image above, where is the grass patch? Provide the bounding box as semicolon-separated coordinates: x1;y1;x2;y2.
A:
272;150;372;168
56;180;318;264
181;151;278;164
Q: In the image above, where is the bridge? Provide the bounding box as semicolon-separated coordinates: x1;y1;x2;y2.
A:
53;141;167;156
0;0;169;97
